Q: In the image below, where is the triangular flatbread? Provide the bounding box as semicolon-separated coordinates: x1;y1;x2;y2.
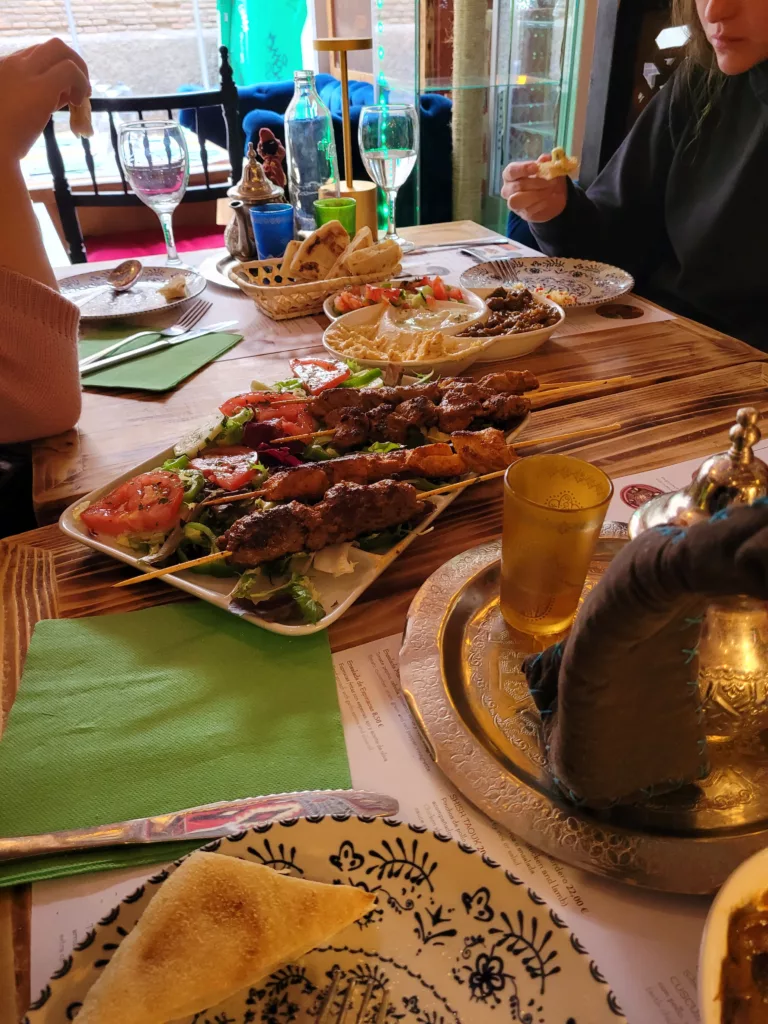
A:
538;147;579;180
280;239;301;279
344;238;401;278
327;226;374;280
288;221;349;281
76;851;375;1024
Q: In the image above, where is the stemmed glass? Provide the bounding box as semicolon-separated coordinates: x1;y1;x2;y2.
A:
358;104;419;252
118;120;190;267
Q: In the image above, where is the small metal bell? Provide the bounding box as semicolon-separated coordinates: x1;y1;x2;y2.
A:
628;407;768;539
227;142;285;204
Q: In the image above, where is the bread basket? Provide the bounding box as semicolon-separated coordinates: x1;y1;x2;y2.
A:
228;257;403;321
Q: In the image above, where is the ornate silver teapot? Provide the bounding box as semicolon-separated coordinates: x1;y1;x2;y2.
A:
630;407;768;742
224;143;285;262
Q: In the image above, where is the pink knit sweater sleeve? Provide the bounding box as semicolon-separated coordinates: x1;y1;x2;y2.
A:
0;266;81;445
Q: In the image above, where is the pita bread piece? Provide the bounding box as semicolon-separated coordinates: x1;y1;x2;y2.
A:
75;850;375;1024
538;147;579;180
69;97;94;139
280;239;301;278
344;238;401;278
289;221;349;281
327;226;374;280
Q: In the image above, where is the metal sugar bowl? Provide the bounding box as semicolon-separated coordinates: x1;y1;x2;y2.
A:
630;407;768;742
224;143;286;261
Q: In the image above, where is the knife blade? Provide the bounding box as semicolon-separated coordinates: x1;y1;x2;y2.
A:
0;790;399;861
80;320;238;375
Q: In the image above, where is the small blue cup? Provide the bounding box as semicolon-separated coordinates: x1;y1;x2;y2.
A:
249;203;295;260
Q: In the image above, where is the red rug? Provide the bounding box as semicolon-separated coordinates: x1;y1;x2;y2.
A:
85;225;225;262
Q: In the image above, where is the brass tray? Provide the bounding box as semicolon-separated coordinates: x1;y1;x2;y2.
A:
399;530;768;895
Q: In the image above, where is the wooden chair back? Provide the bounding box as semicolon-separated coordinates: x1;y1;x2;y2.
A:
43;46;244;263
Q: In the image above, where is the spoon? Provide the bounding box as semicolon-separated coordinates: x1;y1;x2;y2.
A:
73;259;143;309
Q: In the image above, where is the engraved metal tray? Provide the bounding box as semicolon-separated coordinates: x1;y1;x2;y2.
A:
399;530;768;894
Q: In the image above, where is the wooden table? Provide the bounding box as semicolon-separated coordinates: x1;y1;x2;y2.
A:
2;221;767;1021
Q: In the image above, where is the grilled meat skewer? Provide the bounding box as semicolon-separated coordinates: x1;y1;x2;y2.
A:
221;480;429;568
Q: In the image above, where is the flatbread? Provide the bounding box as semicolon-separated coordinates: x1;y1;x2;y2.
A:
344;238;401;278
75;851;375;1024
280;239;301;278
538;147;579;180
69;97;94;139
289;221;349;281
327;226;374;280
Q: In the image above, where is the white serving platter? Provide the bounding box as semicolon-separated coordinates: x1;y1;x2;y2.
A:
59;415;529;637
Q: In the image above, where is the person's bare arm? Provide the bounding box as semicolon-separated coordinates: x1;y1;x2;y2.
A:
0;39;90;287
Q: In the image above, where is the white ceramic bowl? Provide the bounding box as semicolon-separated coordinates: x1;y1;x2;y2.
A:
322;283;486;329
466;288;565;361
699;846;768;1024
323;301;498;375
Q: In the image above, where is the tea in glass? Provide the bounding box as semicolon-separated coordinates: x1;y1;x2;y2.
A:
501;454;613;635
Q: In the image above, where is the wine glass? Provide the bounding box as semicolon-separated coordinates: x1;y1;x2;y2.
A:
358;104;419;252
118;120;190;267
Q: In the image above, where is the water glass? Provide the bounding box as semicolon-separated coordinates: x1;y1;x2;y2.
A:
118;120;189;267
314;197;357;236
501;455;613;636
358;104;419;252
249;203;295;260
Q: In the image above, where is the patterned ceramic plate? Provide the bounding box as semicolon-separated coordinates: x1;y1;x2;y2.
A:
26;817;625;1024
460;258;634;308
59;266;207;321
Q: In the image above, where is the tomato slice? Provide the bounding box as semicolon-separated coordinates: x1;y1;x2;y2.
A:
190;453;264;491
80;471;185;537
219;392;273;417
432;276;448;301
289;357;351;395
446;285;465;302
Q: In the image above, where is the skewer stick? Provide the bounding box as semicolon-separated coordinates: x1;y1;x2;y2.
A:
201;422;624;508
530;376;633;407
512;421;621;449
271;428;334;444
112;550;230;587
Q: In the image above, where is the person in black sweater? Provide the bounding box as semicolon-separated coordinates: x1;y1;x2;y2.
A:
501;0;768;349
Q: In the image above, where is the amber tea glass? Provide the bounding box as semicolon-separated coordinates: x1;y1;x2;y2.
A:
501;455;613;636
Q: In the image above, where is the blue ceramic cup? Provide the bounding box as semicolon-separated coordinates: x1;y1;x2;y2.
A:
249;203;295;260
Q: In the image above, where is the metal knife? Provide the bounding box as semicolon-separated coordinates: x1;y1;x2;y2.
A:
80;320;238;375
0;790;399;861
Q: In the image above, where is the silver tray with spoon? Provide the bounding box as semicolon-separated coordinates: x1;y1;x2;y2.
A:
60;264;206;320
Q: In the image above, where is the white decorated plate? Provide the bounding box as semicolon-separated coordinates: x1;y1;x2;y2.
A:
26;817;625;1024
59;266;207;321
460;258;634;308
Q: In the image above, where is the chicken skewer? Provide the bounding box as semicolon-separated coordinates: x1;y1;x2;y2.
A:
202;422;622;507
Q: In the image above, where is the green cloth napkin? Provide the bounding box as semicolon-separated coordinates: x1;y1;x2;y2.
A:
79;329;242;391
0;603;349;887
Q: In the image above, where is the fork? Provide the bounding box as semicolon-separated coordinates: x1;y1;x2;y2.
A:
78;298;212;370
316;971;390;1024
485;258;519;284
